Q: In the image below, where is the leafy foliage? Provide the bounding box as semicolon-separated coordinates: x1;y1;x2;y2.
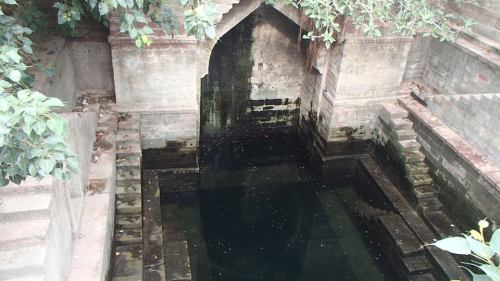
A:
430;220;500;281
271;0;477;48
0;0;77;186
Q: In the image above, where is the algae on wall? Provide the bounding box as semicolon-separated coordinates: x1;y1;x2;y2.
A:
201;6;306;142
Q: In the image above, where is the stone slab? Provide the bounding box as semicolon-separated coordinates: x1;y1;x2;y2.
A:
0;219;49;250
116;197;142;215
116;180;142;198
0;194;52;222
401;255;433;274
116;142;142;156
115;229;142;245
113;245;143;277
117;166;141;181
407;273;437;281
164;241;192;281
116;155;141;167
421;210;461;238
379;214;422;256
116;214;142;229
0;244;46;279
417;197;443;213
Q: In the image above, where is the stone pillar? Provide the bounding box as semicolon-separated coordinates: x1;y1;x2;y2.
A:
313;23;413;158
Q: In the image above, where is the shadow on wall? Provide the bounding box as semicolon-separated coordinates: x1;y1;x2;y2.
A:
201;5;306;144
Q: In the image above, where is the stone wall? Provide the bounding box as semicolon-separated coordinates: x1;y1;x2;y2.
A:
421;39;500;94
425;94;500;166
111;45;199;150
400;98;500;226
403;35;432;82
70;40;114;95
34;38;76;107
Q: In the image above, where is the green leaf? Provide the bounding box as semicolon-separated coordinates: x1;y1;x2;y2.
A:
2;0;17;5
433;237;471;255
490;228;500;255
7;70;21;82
465;236;494;259
89;0;97;8
478;264;500;280
45;97;64;108
33;121;47;135
39;158;56;175
98;2;109;15
47;117;65;135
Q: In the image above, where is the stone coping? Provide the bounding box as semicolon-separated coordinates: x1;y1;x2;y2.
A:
398;97;500;190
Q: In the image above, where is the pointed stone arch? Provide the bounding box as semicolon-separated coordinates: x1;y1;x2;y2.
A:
198;0;311;77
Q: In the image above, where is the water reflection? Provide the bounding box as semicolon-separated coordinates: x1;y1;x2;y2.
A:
160;140;396;281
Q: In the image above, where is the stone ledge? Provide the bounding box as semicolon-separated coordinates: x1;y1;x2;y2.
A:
399;97;500;190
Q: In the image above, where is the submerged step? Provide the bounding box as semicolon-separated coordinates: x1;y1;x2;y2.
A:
379;214;422;256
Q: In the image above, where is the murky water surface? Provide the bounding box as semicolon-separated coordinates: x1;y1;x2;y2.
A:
160;139;397;281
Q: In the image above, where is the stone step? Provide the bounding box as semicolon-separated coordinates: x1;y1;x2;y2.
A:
112;276;142;281
117;166;141;181
1;274;45;281
0;245;46;279
401;150;426;164
116;197;142;215
164;241;192;281
378;214;422;257
401;255;433;275
404;162;429;175
116;142;141;157
142;170;166;281
116;214;142;230
380;103;408;122
417;197;443;213
117;114;140;131
396;140;421;152
421;210;460;238
113;245;143;279
394;129;417;141
116;154;141;167
0;219;50;250
0;178;52;196
412;184;437;199
390;118;413;130
116;130;141;144
407;173;433;187
0;194;52;222
115;229;142;245
407;273;437;281
116;180;142;199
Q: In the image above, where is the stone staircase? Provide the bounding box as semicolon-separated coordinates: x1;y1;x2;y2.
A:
0;179;52;281
379;102;437;201
425;93;500;166
112;113;144;281
378;102;461;239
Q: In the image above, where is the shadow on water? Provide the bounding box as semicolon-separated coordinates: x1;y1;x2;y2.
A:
160;135;399;281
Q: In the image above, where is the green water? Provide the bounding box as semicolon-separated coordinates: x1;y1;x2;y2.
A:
160;140;398;281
